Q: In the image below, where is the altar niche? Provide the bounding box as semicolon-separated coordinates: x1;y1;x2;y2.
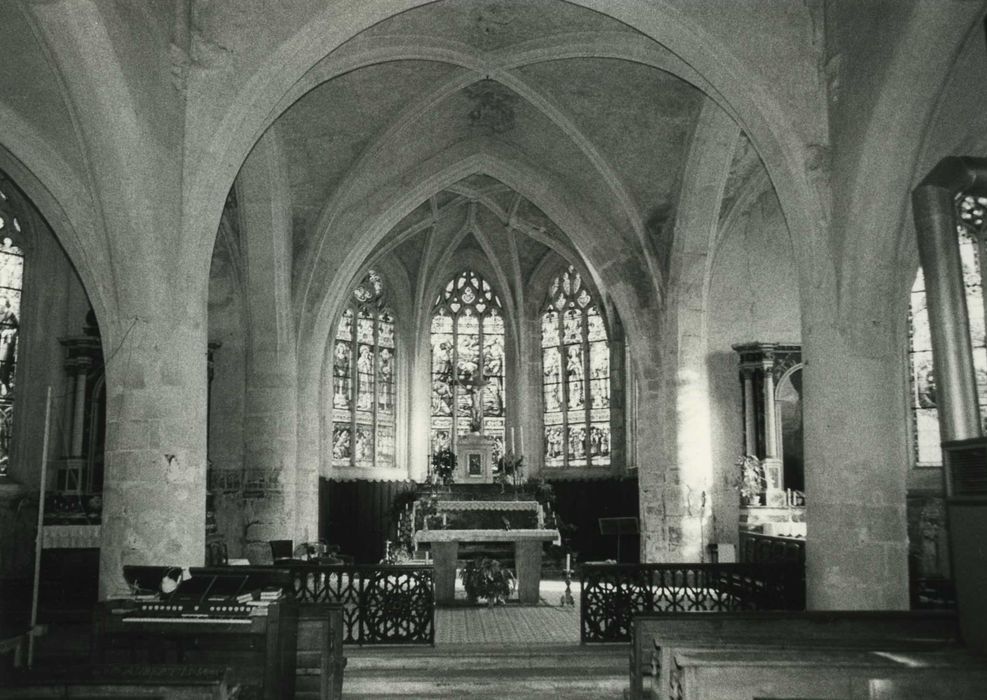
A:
732;342;804;506
457;433;496;483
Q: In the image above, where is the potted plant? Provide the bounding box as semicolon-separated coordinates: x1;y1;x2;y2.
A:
431;448;457;489
460;557;516;606
736;454;765;506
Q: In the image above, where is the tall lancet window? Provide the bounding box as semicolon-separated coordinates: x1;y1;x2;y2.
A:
430;270;506;456
908;194;987;465
331;270;396;468
542;266;610;468
0;184;23;477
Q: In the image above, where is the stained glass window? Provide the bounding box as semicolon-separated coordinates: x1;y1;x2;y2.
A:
332;270;396;468
542;266;610;467
430;270;505;456
908;194;987;465
0;184;23;477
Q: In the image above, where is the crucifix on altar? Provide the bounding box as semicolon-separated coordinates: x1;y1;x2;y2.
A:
452;371;497;483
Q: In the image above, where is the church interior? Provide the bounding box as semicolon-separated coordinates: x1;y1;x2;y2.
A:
2;1;987;697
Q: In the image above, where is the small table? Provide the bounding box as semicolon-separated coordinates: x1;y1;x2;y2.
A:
414;528;560;605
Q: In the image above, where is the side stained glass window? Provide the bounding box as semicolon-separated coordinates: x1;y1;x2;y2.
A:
0;185;23;476
331;270;396;468
542;266;610;468
430;270;505;456
908;194;987;465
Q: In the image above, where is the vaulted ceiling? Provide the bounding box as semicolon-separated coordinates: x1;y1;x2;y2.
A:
265;0;724;295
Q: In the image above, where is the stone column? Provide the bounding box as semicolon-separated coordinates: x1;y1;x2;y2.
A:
235;131;300;560
761;355;783;499
801;304;908;609
742;369;756;455
99;312;209;598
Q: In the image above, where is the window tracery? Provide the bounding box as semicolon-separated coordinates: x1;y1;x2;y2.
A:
541;266;610;467
331;270;396;468
430;270;505;456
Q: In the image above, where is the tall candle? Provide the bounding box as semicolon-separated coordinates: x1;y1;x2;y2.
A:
510;427;515;453
565;553;571;571
520;426;525;455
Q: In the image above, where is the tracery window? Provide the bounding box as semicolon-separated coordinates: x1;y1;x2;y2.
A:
908;194;987;465
0;185;23;477
331;270;396;468
541;266;610;468
430;270;505;456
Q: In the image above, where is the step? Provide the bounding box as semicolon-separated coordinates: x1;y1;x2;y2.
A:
346;643;626;672
340;644;628;697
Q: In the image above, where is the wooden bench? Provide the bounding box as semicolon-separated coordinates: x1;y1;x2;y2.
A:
295;603;346;700
868;674;987;699
628;610;959;700
0;664;235;699
671;647;987;700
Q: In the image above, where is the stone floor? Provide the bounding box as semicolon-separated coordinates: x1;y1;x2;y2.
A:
435;578;580;645
341;580;630;698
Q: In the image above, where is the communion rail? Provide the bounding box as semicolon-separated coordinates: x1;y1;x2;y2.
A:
580;562;805;643
282;563;434;645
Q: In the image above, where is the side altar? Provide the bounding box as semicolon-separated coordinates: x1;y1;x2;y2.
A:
407;491;561;605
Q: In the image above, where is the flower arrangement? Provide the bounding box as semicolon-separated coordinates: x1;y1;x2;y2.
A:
736;454;765;505
460;557;516;606
496;450;524;492
431;448;457;486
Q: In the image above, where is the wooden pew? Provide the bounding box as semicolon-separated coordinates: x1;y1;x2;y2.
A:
868;674;987;699
295;603;346;700
0;664;235;699
671;647;987;700
628;610;958;700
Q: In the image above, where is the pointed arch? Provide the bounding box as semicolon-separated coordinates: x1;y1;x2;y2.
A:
429;268;507;457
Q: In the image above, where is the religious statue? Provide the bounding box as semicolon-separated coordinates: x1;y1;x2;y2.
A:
0;298;18;397
333;341;351;408
567;346;584;409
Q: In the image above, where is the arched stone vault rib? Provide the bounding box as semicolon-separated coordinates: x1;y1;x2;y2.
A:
0;120;110;330
5;1;117;329
294;36;657;321
299;142;631;366
708;169;771;297
272;32;712;134
836;3;987;343
186;0;827;316
467;205;523;361
295;147;656;410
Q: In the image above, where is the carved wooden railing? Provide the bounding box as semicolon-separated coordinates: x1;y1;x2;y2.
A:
580;562;805;643
282;563;434;645
738;530;806;565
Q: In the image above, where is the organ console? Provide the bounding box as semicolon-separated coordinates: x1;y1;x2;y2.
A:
92;566;298;700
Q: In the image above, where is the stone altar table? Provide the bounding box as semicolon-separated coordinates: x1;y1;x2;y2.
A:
414;528;560;605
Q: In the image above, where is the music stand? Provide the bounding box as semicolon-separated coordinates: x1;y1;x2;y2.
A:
598;517;639;563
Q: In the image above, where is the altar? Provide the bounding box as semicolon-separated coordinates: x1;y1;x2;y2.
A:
415;527;561;605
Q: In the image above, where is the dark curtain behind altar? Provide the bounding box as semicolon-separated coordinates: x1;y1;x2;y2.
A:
320;476;639;565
